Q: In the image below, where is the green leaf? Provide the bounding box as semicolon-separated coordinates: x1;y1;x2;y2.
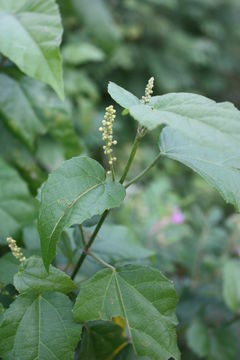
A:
186;319;209;357
73;265;180;360
0;157;38;244
0;74;45;148
159;127;240;210
0;253;19;286
108;82;140;109
0;0;64;99
92;224;155;264
63;43;105;65
14;256;76;294
223;260;240;312
0;74;81;154
38;156;126;270
111;88;240;210
0;292;81;359
115;344;149;360
79;321;127;360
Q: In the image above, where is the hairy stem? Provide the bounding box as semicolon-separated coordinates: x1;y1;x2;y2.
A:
125;152;161;189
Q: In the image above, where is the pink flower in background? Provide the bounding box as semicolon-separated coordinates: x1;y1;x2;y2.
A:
170;208;185;225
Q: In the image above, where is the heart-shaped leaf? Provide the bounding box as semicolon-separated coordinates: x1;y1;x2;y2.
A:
38;156;126;270
14;256;76;294
108;83;240;210
73;265;180;360
0;292;81;359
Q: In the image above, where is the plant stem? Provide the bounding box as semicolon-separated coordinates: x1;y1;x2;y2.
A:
119;127;144;184
125;152;161;189
71;210;109;279
71;126;145;279
88;251;115;271
79;224;86;247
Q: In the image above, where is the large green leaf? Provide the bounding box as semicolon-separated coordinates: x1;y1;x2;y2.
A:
73;265;179;360
79;321;127;360
38;156;126;270
0;74;81;154
0;0;64;99
21;76;82;157
0;74;45;148
14;256;76;294
108;83;240;210
0;158;38;244
223;260;240;313
159;127;240;210
0;292;81;359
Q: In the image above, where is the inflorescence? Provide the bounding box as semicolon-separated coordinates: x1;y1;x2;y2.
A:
7;237;26;262
99;105;117;176
141;76;154;104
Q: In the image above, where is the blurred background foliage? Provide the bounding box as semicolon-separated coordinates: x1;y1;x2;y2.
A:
1;0;240;358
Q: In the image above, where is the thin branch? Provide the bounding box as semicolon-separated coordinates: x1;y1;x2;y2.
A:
79;224;86;247
119;126;145;184
71;210;109;279
125;152;161;189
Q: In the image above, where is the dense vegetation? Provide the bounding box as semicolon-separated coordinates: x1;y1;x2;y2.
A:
0;0;240;359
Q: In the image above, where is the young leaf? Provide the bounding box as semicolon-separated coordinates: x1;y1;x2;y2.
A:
223;260;240;313
0;0;64;99
0;292;81;359
79;321;127;360
38;156;126;270
0;158;38;244
160;127;240;211
108;82;140;109
73;265;180;360
14;256;76;294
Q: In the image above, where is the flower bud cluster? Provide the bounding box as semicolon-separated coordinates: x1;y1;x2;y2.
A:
99;105;117;172
7;237;26;262
141;77;154;104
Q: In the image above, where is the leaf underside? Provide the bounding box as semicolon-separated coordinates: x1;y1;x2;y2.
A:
108;83;240;211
